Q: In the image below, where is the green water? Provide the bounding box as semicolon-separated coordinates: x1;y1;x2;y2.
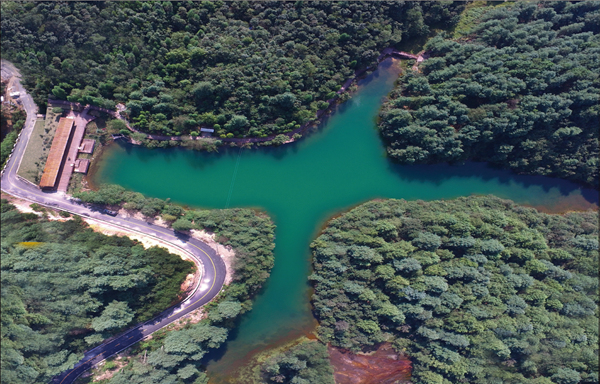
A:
93;59;598;380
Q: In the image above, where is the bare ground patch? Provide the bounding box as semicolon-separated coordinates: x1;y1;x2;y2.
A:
328;343;411;384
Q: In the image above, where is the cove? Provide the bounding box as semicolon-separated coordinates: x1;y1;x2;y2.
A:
92;58;598;381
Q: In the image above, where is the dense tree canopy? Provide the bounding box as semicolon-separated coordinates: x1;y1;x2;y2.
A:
311;196;598;384
0;199;193;384
70;185;276;384
1;1;463;138
260;339;335;384
378;2;599;188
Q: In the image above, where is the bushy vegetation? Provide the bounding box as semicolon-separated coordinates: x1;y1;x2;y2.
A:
1;108;26;167
0;199;193;384
74;184;276;303
260;339;335;384
378;1;599;188
71;185;276;383
1;1;464;138
311;196;598;384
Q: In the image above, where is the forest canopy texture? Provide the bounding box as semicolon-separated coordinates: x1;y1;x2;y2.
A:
0;200;193;384
0;1;463;138
311;196;598;384
378;2;600;188
66;186;276;384
260;339;335;384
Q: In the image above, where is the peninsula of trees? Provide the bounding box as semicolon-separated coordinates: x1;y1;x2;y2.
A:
378;2;599;188
1;1;463;139
66;185;277;384
310;196;598;384
1;199;193;384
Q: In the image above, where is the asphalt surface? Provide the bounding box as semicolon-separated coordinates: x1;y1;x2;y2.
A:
1;60;227;384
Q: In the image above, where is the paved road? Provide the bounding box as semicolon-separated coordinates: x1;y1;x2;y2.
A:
1;60;227;384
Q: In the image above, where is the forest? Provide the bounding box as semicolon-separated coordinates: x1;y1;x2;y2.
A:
1;1;463;139
311;196;598;384
1;107;26;167
378;1;600;188
259;339;335;384
0;199;194;384
69;185;276;383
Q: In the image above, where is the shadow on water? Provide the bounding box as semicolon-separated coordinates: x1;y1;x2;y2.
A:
183;145;237;170
389;160;599;204
201;319;242;368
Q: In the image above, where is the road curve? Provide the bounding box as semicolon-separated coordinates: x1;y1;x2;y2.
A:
1;60;227;384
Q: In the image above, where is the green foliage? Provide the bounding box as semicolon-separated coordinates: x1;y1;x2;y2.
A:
1;2;463;138
1;130;18;167
171;218;193;232
311;196;598;384
58;210;71;218
107;119;128;134
73;185;277;383
91;301;134;332
73;184;276;299
261;339;335;384
0;200;194;384
1;109;26;167
379;2;600;188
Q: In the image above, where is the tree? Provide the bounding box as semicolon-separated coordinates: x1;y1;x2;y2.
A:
552;368;582;384
91;301;134;332
52;86;67;100
226;115;249;131
412;232;442;251
172;218;193;232
192;81;213;100
310;196;598;382
378;2;600;188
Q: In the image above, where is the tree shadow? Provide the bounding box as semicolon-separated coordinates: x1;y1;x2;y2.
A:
388;159;599;205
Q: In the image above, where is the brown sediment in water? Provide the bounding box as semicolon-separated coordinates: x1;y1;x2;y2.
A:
328;343;411;384
207;322;318;384
526;193;598;214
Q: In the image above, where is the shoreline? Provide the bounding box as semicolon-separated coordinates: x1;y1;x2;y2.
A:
47;47;425;150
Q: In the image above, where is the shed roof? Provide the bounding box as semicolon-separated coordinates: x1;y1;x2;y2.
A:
39;117;74;188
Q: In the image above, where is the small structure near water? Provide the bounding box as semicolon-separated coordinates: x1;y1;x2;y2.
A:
200;127;214;137
74;159;90;174
78;139;95;154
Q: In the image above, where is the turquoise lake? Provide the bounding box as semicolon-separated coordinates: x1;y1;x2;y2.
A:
92;59;598;381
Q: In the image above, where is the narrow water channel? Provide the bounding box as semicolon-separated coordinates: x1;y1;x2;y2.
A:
92;58;598;381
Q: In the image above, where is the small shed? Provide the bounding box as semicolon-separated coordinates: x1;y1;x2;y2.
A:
78;139;96;154
200;127;214;137
74;159;90;174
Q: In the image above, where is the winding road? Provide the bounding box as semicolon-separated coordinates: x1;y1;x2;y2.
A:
1;60;227;384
